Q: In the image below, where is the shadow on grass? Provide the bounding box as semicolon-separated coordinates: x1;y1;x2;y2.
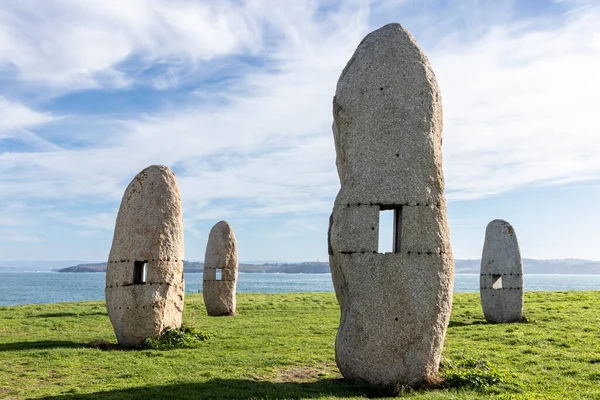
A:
0;340;90;352
35;378;402;400
35;312;107;318
448;320;487;328
0;340;123;352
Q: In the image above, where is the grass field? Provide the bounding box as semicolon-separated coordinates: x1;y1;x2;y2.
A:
1;291;599;399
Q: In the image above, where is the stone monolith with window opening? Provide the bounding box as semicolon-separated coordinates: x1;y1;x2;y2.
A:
327;23;454;388
480;219;524;323
105;165;185;347
203;220;238;316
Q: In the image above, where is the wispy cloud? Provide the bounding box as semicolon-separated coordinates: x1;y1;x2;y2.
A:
0;1;367;209
0;0;261;92
433;2;600;199
0;97;56;132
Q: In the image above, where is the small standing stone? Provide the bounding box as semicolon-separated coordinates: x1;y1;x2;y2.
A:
203;221;238;316
480;219;524;323
105;165;185;347
328;23;454;388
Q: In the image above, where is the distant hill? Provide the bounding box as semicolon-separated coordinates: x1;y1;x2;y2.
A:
56;263;107;273
53;259;600;274
453;258;600;274
54;261;331;274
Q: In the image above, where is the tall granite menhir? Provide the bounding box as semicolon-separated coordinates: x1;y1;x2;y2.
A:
480;219;524;323
106;165;185;347
328;23;454;387
203;221;238;316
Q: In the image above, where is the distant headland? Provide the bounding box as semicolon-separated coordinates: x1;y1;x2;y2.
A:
53;261;332;274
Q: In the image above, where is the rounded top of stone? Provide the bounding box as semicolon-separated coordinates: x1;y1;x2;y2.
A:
380;22;402;29
144;164;171;171
360;22;410;41
362;22;415;44
336;22;429;89
127;165;179;195
207;221;236;248
486;219;516;237
144;164;173;172
204;220;237;272
481;219;522;274
213;220;233;233
137;164;175;177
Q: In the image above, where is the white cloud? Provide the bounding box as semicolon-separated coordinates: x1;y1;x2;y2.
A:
152;67;180;90
0;97;59;152
0;97;55;132
432;2;600;199
0;0;262;90
0;1;367;214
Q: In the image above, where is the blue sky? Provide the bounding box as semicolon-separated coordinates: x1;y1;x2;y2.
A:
1;0;599;262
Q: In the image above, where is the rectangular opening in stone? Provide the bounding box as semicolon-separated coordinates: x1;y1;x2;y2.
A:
492;274;502;290
379;206;402;253
133;261;147;284
216;268;222;281
378;209;394;253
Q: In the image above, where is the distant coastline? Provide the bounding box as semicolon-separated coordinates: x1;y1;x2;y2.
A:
51;258;600;274
53;261;332;274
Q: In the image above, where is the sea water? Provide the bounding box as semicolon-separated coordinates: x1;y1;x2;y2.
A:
0;272;599;306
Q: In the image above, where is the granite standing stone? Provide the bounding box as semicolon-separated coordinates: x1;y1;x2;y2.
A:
480;219;524;323
328;23;454;388
106;165;185;347
203;221;238;316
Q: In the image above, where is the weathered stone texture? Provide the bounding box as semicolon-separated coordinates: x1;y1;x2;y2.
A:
106;165;185;347
480;219;524;323
203;221;238;316
328;23;454;387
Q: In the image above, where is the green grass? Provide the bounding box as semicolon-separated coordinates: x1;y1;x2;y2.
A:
0;291;599;399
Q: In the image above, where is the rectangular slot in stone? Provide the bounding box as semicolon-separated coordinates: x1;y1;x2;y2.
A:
133;261;148;284
379;206;402;254
492;274;502;290
216;268;222;281
378;209;394;253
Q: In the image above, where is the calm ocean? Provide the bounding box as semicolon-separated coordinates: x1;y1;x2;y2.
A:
0;272;599;306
